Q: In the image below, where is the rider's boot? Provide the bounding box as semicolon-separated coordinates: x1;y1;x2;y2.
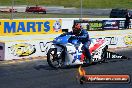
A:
84;49;93;64
85;57;93;64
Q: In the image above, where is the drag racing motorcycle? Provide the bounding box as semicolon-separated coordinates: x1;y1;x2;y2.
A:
46;35;108;68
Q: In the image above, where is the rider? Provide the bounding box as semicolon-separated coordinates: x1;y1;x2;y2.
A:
59;23;92;63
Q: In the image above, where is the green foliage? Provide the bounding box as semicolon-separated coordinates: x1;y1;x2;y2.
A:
0;13;108;19
0;0;132;8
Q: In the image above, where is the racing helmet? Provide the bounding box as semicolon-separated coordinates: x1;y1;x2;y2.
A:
72;23;82;35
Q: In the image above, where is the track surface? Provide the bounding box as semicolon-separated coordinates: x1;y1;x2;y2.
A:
0;48;132;88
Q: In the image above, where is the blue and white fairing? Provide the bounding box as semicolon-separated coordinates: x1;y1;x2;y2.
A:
53;36;71;44
53;35;80;45
52;35;84;65
47;35;108;66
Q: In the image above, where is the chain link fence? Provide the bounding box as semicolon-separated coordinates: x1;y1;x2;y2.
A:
0;0;78;19
0;0;110;19
0;5;61;19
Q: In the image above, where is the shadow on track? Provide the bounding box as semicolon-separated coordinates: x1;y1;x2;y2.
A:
34;51;131;71
33;62;102;71
34;64;56;70
34;57;130;71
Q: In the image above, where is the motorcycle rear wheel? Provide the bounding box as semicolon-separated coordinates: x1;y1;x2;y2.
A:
101;45;108;62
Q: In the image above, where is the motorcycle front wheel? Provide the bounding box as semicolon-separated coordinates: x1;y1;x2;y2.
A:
47;48;63;69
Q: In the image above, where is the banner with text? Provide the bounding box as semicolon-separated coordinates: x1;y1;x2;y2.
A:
0;19;62;35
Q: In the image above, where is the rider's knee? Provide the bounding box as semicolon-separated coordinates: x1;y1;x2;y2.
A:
83;44;89;49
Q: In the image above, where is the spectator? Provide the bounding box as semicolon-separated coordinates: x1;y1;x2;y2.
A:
125;12;131;29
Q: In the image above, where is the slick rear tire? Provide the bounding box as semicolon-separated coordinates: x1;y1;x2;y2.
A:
101;45;108;62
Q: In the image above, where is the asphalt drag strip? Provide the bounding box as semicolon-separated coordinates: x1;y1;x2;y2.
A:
0;48;132;88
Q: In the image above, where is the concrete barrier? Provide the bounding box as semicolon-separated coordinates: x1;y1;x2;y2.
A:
0;18;131;60
0;30;131;60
